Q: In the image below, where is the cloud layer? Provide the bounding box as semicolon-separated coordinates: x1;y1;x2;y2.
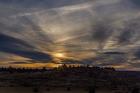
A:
0;0;140;70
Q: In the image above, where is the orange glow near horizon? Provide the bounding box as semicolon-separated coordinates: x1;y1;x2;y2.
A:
2;63;61;69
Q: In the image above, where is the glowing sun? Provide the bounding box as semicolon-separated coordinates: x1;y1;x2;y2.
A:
53;53;65;58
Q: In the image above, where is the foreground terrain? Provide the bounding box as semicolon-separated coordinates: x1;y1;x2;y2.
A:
0;66;139;93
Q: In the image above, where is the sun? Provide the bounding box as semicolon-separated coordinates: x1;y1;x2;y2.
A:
53;53;65;58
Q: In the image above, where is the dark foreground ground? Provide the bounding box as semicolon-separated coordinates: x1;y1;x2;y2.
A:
0;66;140;93
0;87;132;93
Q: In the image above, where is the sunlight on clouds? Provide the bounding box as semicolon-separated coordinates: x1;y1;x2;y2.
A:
1;0;140;70
52;52;66;58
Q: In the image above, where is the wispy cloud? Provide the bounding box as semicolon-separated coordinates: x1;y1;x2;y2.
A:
0;0;140;70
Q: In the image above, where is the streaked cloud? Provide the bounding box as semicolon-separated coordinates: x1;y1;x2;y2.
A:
0;0;140;70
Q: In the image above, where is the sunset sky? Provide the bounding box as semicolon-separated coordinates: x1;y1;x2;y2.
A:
0;0;140;70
